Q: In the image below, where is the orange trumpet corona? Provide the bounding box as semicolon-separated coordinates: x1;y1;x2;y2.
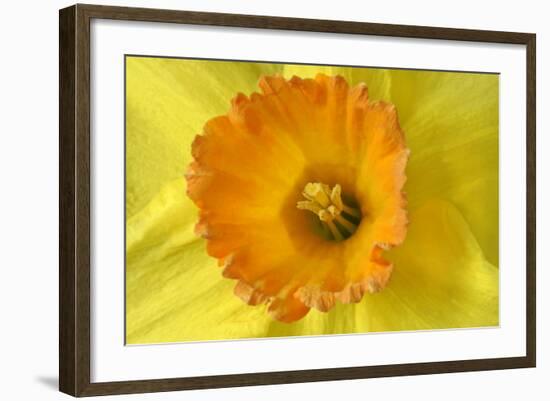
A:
186;74;409;322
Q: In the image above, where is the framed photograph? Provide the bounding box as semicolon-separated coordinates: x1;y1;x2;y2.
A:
59;4;536;397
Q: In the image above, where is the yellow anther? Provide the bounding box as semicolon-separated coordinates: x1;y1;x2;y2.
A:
297;182;361;241
302;183;332;208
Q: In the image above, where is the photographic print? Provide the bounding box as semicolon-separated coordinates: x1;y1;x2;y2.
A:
125;56;499;345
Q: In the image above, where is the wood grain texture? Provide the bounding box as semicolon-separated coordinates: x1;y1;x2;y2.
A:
60;4;92;396
78;357;533;396
525;34;536;367
79;3;533;43
59;3;537;397
59;5;76;396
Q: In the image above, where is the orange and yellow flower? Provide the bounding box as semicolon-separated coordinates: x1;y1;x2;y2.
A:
125;58;499;343
187;74;409;322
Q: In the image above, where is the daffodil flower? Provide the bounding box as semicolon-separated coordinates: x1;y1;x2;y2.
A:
125;58;499;344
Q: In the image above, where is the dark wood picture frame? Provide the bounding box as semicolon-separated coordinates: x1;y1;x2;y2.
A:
59;3;536;397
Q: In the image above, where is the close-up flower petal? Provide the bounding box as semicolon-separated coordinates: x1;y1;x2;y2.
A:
389;70;499;266
126;178;272;343
126;57;282;218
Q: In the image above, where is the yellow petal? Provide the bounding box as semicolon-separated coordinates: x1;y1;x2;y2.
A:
389;70;499;266
265;302;358;337
126;57;282;219
359;199;499;331
126;178;271;343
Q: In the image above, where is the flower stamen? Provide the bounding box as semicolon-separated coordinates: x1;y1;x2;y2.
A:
297;182;361;241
